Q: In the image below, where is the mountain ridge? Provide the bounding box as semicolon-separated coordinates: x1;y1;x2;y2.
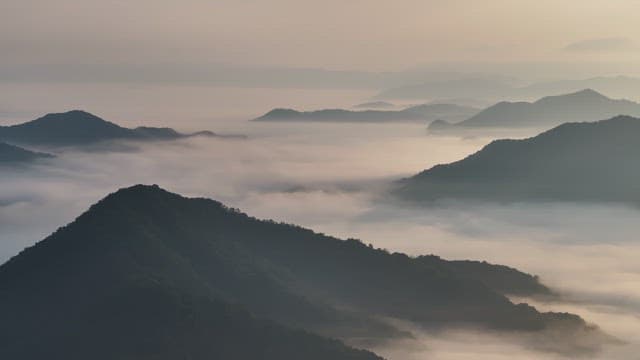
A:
0;110;239;147
0;142;54;164
254;103;478;123
0;184;612;359
428;89;640;132
400;115;640;204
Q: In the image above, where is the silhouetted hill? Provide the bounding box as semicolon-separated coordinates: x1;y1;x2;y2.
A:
400;115;640;204
443;259;552;297
254;103;477;123
376;75;640;102
518;76;640;100
0;185;609;358
0;142;53;164
0;110;226;147
0;185;380;360
428;89;640;132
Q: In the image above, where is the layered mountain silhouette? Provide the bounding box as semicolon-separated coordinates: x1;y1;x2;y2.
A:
254;103;477;123
399;115;640;204
375;75;640;102
428;89;640;132
0;142;53;165
0;110;237;147
353;101;395;109
0;185;609;359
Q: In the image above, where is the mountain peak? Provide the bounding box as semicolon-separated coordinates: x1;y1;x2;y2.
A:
571;88;606;97
34;110;111;124
538;88;609;103
94;184;180;208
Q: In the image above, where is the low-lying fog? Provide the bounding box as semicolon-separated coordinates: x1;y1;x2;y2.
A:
1;87;639;359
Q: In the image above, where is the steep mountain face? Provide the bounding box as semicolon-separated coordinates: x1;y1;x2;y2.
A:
428;89;640;132
0;185;605;360
400;115;640;204
0;142;53;164
0;185;380;360
0;110;218;146
253;103;477;123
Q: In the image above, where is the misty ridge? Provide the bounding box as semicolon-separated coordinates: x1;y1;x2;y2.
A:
375;75;640;103
253;103;478;123
0;142;54;165
398;115;640;205
0;110;245;152
0;185;618;360
428;89;640;134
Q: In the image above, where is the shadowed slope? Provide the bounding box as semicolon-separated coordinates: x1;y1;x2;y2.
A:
401;115;640;204
0;110;223;147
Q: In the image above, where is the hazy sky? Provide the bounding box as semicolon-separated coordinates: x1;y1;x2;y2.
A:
3;0;640;72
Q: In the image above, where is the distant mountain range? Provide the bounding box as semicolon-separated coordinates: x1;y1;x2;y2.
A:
399;115;640;204
376;75;640;102
0;110;241;147
0;185;608;359
428;89;640;132
253;103;478;123
0;142;53;165
353;101;396;109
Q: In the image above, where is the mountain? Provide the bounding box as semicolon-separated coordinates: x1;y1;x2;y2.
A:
518;76;640;100
353;101;395;109
400;115;640;204
253;108;426;122
428;89;640;132
375;75;640;102
0;185;609;359
253;103;477;123
0;110;229;147
0;142;53;165
418;255;552;297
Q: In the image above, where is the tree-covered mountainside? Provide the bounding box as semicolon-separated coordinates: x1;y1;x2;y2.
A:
0;110;224;147
400;115;640;204
0;185;606;359
428;89;640;132
253;103;477;123
417;255;552;297
0;142;53;164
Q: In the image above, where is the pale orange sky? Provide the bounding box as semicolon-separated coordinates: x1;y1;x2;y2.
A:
2;0;640;72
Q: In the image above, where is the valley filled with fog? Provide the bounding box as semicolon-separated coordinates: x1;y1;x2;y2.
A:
2;85;640;359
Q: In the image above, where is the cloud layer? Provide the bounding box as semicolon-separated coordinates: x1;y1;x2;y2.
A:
1;118;640;358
